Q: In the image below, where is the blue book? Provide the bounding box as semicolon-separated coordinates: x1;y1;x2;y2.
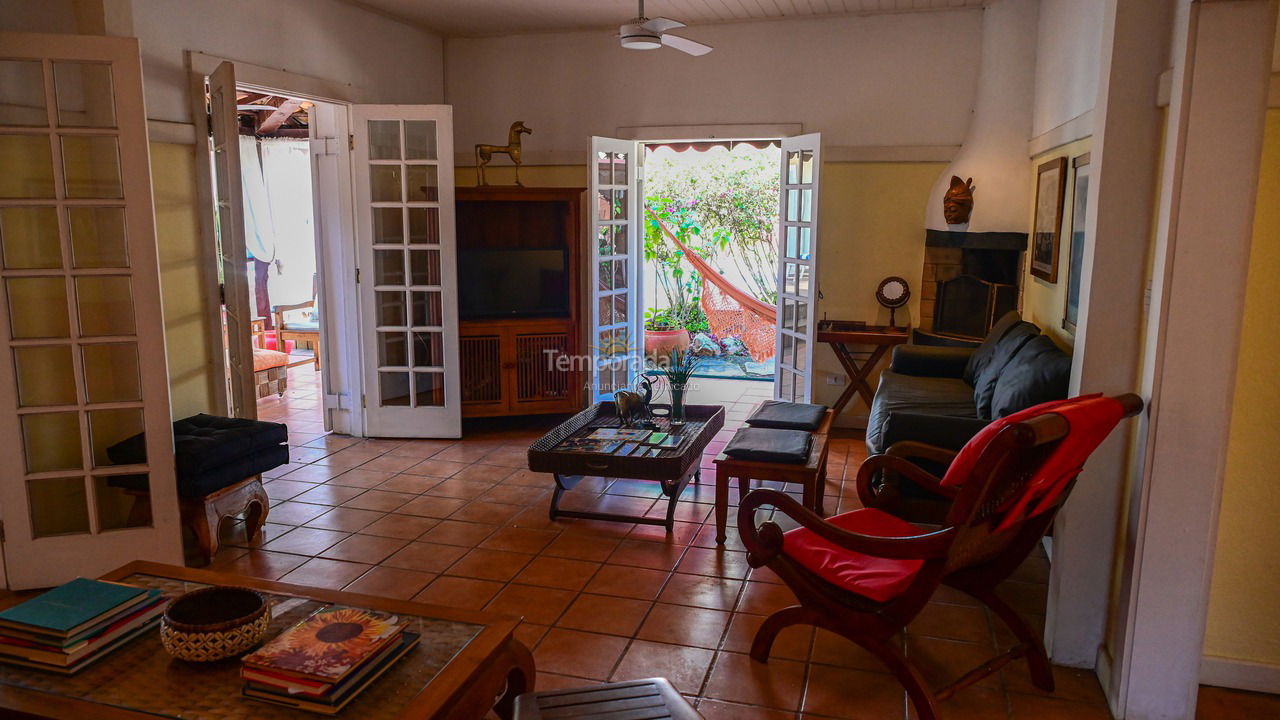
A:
0;578;148;637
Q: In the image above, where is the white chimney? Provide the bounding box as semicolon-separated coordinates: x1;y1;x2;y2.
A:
925;0;1038;232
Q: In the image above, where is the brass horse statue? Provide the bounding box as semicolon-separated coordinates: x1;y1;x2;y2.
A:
475;121;532;186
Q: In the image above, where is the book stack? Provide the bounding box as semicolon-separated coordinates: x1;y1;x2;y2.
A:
0;578;165;674
241;606;419;714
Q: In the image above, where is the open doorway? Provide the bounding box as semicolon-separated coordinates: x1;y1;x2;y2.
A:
222;90;327;436
641;140;780;407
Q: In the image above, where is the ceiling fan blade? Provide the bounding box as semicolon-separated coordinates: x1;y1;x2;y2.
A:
642;17;685;33
661;33;713;56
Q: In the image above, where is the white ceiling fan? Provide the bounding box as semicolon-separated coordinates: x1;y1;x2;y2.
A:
619;0;713;56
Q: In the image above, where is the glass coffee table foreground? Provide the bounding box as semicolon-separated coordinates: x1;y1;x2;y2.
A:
527;402;726;531
0;561;535;720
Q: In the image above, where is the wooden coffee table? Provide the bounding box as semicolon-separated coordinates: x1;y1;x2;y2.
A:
528;402;725;531
0;561;535;720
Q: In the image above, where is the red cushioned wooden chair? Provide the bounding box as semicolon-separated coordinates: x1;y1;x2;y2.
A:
738;393;1143;720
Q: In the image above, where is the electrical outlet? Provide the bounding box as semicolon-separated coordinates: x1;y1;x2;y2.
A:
826;374;846;386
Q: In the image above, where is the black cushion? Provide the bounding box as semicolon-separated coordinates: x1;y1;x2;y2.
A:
962;311;1026;384
724;427;813;464
107;413;288;477
990;335;1072;418
108;445;290;498
971;321;1040;419
889;345;973;378
865;371;978;454
745;400;827;431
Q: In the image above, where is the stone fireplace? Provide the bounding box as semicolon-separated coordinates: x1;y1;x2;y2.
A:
920;230;1026;338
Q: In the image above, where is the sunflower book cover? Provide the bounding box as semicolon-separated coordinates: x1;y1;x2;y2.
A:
242;606;407;683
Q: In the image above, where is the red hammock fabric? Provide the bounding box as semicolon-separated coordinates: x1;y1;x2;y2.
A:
645;209;778;361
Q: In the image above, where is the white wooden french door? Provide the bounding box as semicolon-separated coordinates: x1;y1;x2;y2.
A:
0;33;183;588
206;62;257;420
589;137;643;401
351;106;460;438
774;133;822;402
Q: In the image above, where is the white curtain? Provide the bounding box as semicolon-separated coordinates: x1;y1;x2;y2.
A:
238;135;275;262
260;139;317;307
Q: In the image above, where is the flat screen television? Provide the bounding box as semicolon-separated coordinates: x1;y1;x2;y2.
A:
457;247;570;319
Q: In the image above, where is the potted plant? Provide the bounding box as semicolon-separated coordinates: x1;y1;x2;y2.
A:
644;307;691;360
652;347;703;426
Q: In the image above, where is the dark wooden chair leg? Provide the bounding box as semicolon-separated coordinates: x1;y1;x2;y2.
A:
750;605;811;662
962;583;1055;692
863;634;940;720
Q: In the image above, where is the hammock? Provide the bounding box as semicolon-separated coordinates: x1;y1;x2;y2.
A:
645;208;777;362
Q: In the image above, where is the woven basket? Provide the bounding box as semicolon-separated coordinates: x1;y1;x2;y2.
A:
160;586;271;662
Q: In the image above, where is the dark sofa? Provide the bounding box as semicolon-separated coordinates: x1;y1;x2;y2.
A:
865;312;1072;463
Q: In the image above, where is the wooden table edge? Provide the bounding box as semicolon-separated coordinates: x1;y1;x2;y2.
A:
0;561;534;720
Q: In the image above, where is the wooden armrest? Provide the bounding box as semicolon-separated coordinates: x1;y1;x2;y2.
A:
884;440;959;466
856;454;958;502
271;300;315;314
737;488;953;562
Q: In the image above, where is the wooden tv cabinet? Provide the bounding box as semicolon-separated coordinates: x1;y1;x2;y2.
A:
456;186;585;418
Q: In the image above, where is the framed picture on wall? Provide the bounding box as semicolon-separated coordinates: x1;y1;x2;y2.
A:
1063;153;1091;333
1031;157;1067;283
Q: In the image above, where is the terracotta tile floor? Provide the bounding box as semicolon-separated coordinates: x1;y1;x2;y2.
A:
237;367;1279;719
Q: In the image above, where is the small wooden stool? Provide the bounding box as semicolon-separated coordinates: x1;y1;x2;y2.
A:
125;475;270;565
184;476;269;564
514;678;700;719
713;408;834;545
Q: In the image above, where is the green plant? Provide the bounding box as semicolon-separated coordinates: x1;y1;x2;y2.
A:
653;347;703;386
644;307;678;331
643;209;704;330
645;148;780;305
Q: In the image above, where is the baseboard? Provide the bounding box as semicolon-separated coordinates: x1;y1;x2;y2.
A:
1200;654;1280;693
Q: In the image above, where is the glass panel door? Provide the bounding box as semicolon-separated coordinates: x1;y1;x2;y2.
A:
774;134;822;402
589;137;640;401
0;32;183;588
352;106;459;437
207;62;256;419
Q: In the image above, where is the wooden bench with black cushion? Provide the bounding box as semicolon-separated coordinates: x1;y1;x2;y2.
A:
713;406;834;545
107;414;289;564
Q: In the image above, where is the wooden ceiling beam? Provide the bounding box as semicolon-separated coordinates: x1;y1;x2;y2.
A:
255;98;304;135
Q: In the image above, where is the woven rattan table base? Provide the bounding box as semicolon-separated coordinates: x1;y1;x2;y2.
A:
0;574;483;719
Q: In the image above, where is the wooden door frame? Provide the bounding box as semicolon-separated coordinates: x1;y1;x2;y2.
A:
1103;2;1277;718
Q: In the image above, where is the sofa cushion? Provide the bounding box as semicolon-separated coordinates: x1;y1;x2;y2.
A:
782;507;926;603
963;311;1025;385
990;335;1072;418
866;371;978;454
971;322;1040;419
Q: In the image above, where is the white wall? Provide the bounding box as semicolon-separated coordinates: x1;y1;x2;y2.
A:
445;9;983;159
130;0;444;124
1032;0;1105;138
